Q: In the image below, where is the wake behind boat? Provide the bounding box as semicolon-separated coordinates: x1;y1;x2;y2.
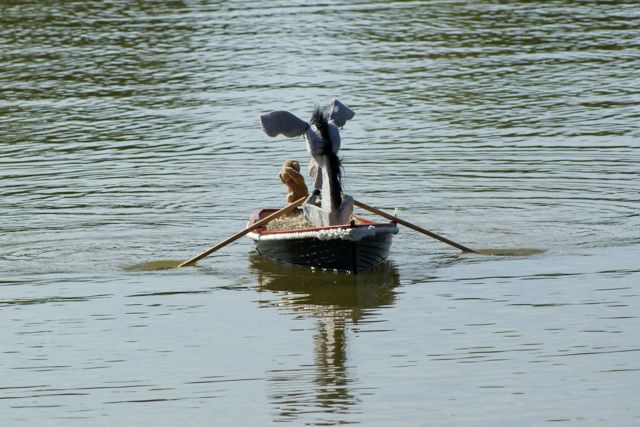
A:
247;209;399;273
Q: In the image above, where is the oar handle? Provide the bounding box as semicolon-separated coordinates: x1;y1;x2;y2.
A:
353;199;477;254
178;196;307;267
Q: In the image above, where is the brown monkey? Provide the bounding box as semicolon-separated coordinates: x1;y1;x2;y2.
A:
279;159;309;203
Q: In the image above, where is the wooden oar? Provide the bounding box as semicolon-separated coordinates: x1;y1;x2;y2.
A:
353;199;477;254
178;196;307;268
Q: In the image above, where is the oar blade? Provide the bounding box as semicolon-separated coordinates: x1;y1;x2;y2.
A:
178;196;307;267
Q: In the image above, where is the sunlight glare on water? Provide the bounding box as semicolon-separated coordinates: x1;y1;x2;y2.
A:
1;1;639;426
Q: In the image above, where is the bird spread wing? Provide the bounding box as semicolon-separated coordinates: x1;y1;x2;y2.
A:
260;111;309;138
328;99;355;128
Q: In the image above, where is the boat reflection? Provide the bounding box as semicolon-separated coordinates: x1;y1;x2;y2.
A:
249;254;400;424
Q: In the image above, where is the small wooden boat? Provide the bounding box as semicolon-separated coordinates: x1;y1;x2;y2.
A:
247;209;399;273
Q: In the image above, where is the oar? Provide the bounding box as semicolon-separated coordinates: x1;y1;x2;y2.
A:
178;196;307;268
353;199;477;254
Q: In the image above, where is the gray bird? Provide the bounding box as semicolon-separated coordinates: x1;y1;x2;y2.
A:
260;99;355;227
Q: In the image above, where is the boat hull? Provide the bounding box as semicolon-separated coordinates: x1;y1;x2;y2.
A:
247;209;398;273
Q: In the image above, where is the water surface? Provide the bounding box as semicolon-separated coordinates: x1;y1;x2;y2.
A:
1;1;639;425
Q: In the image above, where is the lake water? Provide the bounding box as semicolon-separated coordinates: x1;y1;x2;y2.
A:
1;1;639;425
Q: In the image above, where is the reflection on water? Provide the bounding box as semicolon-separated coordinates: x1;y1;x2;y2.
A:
1;0;639;425
251;255;399;311
250;254;399;423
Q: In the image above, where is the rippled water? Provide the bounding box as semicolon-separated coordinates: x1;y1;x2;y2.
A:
1;1;639;425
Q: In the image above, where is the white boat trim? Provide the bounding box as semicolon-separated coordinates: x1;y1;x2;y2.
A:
248;224;399;242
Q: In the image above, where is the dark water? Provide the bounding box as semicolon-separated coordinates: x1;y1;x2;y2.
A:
1;1;639;425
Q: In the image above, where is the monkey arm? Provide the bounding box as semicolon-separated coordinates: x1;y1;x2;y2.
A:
283;167;305;186
279;170;291;184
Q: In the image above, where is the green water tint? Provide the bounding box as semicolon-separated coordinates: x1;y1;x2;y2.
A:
124;249;545;272
475;248;546;257
124;260;184;271
249;254;400;309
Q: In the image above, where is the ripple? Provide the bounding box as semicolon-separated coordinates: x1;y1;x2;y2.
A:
1;1;639;425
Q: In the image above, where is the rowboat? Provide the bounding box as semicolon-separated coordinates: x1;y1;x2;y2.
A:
177;100;473;271
247;208;399;273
